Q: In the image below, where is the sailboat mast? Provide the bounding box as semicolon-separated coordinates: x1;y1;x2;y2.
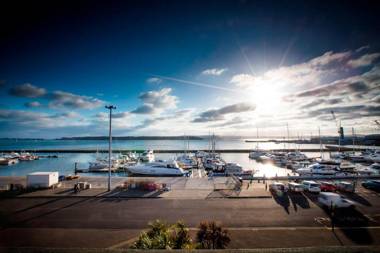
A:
319;127;323;159
352;127;355;153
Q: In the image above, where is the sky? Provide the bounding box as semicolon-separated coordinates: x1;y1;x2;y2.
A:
0;0;379;138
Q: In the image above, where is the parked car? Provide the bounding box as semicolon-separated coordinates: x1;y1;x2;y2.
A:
288;182;304;192
336;181;355;193
320;181;337;192
269;182;287;195
362;180;380;192
318;192;355;208
302;180;321;193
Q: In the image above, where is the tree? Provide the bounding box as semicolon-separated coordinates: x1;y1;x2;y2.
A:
132;220;171;249
170;220;192;249
196;221;230;249
132;220;192;249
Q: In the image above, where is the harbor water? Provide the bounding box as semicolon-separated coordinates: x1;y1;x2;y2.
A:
0;151;324;177
0;138;374;177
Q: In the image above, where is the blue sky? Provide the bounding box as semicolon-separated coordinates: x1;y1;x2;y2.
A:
0;0;379;138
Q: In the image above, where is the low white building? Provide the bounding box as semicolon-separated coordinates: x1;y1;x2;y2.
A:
27;172;59;188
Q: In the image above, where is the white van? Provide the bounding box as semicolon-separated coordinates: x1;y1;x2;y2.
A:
288;182;304;192
302;180;321;193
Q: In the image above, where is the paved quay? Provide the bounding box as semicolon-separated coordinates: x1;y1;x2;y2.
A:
0;175;380;250
0;176;271;199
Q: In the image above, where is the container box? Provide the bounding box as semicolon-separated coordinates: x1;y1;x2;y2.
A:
27;172;59;188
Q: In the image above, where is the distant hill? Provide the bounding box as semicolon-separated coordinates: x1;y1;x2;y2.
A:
58;136;203;141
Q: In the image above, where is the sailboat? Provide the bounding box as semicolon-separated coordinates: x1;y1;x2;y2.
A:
176;135;197;169
249;127;267;159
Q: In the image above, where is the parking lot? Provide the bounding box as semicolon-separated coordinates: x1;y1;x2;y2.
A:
0;179;379;249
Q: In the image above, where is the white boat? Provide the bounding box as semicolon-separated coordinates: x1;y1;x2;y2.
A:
314;158;341;165
195;151;208;158
88;156;120;172
286;160;310;170
355;165;379;175
296;163;340;176
224;163;253;176
330;152;348;159
339;161;357;172
126;160;186;176
285;151;308;161
249;149;267;159
203;157;225;171
368;163;380;171
176;154;197;169
140;150;155;162
0;157;19;165
366;152;380;163
19;152;38;161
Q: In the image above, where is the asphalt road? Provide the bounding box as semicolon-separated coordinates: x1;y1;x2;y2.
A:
0;185;379;249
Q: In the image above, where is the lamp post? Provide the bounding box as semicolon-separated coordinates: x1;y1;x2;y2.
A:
105;105;116;191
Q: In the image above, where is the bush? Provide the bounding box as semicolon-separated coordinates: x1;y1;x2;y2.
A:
196;221;230;249
131;220;192;249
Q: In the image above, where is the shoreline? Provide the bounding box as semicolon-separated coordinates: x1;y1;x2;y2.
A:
0;147;375;153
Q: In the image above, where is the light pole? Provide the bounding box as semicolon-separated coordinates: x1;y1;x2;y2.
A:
105;105;116;191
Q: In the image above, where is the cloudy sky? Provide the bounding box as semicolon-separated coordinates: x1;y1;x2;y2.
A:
0;0;379;138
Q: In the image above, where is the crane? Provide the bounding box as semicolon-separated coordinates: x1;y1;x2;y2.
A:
331;111;344;150
375;120;380;129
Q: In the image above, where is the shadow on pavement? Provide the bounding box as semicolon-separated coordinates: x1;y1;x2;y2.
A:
304;191;374;245
100;188;165;201
270;190;290;214
330;207;373;245
340;192;372;207
288;192;310;211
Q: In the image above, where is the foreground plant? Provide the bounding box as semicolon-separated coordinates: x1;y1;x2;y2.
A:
131;219;192;249
196;221;230;249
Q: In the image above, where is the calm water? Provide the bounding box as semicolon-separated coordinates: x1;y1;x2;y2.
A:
0;152;323;177
0;139;373;177
0;138;324;151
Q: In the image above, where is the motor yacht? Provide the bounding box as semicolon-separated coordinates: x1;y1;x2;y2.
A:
339;161;357;172
285;151;308;161
195;151;208;158
19;152;38;161
355;164;379;175
314;158;341;166
248;149;267;159
224;163;253;176
296;163;340;176
366;152;380;163
368;163;380;171
88;157;120;172
286;160;310;170
203;157;225;171
140;150;155;162
0;157;18;165
176;154;197;169
126;160;186;176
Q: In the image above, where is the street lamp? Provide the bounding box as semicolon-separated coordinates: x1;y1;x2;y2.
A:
105;105;116;191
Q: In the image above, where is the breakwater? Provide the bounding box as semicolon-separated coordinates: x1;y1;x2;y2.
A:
0;148;368;153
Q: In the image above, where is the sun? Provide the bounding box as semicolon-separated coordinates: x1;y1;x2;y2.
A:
246;81;284;115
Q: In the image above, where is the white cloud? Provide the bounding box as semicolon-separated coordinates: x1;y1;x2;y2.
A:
202;68;228;76
347;53;380;68
131;88;178;114
146;77;162;84
193;102;256;122
9;83;46;98
24;101;42;108
48;91;105;109
0;109;88;129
